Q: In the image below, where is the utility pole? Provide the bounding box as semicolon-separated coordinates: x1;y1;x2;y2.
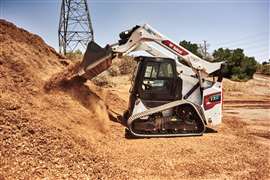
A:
58;0;94;55
203;40;207;59
199;40;209;59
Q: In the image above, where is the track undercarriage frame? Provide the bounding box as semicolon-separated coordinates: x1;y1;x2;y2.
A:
126;100;206;138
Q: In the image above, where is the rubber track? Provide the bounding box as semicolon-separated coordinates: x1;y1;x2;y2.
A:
127;99;206;137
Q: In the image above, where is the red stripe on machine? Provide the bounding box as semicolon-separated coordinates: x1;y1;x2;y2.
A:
204;92;221;110
162;40;189;56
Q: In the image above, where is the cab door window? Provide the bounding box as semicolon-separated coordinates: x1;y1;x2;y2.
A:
141;62;175;100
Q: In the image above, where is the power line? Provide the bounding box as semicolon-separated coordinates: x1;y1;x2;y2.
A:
220;42;268;51
213;32;268;46
246;48;269;54
216;37;267;47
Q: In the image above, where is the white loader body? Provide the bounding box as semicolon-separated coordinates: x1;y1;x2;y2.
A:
78;24;225;137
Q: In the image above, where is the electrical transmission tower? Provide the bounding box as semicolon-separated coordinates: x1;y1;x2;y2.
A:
58;0;94;55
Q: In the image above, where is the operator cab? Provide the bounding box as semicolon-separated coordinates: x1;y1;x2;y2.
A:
127;56;182;114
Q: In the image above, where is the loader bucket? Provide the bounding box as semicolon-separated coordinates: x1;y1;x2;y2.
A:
77;41;113;80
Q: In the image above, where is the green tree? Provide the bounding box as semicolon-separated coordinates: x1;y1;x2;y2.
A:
179;40;203;58
213;48;258;81
212;48;231;62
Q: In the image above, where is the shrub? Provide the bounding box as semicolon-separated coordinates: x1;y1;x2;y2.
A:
118;56;136;75
106;56;136;77
262;65;270;75
257;63;270;75
65;49;83;60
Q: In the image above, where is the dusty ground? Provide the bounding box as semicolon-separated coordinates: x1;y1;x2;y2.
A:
0;20;269;179
93;74;270;180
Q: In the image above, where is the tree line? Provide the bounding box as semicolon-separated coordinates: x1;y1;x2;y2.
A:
179;40;269;81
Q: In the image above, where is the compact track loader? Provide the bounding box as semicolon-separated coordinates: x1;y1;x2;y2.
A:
75;24;225;137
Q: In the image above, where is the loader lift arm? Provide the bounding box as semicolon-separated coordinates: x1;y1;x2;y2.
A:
76;24;223;80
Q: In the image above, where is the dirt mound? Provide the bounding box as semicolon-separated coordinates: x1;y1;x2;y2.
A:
0;19;127;179
44;65;110;133
0;19;66;81
0;19;63;60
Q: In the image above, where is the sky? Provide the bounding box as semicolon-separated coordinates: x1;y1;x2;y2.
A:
0;0;269;62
